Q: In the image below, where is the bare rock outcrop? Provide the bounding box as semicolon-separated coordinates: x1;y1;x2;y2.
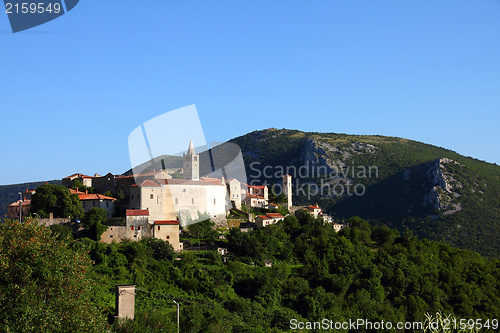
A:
424;158;463;214
299;139;378;175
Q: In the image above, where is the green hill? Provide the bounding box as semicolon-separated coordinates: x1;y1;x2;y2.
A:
231;128;500;257
0;180;62;219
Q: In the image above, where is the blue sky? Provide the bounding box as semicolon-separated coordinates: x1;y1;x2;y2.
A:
1;0;500;185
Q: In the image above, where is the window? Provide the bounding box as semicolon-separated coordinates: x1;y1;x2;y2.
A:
157;196;161;204
138;226;141;231
131;194;134;199
106;202;109;208
214;198;216;204
175;198;178;204
166;235;170;239
131;226;134;231
158;225;160;230
92;201;96;207
192;198;194;204
83;202;86;208
150;194;153;199
194;156;197;161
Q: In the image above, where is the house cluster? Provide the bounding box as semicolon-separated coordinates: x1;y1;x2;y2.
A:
6;140;344;250
101;209;183;251
7;187;118;220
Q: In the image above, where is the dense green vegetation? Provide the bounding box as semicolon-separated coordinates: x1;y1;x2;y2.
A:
6;211;500;332
0;219;106;332
231;129;500;257
30;184;84;218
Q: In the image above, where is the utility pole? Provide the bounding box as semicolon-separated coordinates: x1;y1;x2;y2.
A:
173;299;179;333
18;192;22;222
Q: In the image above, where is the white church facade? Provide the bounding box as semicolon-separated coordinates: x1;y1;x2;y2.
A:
129;141;228;227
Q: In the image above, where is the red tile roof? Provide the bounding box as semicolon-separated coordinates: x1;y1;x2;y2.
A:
116;170;166;179
63;173;92;179
8;199;31;207
154;220;179;225
69;188;86;194
126;209;149;216
159;179;225;186
139;180;161;187
78;193;116;201
307;205;321;210
257;215;272;220
135;177;226;187
247;193;266;199
266;213;284;218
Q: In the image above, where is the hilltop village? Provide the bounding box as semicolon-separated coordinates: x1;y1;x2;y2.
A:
6;141;344;251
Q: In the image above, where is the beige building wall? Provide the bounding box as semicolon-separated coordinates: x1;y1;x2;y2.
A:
228;179;242;209
154;222;183;252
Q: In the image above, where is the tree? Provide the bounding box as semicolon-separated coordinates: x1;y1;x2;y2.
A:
103;191;115;198
142;237;176;261
49;224;74;243
83;207;108;241
186;219;218;240
0;219;106;332
30;184;84;218
71;179;95;194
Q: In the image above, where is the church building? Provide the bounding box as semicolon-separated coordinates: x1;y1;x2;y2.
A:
129;140;227;227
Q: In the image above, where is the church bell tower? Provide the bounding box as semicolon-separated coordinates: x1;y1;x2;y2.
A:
183;140;199;181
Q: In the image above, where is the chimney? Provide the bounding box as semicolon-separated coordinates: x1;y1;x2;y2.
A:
26;188;28;193
86;190;88;194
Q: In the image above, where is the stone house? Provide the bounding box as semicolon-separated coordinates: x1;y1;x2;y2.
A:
79;192;116;218
154;220;183;252
62;173;93;188
307;203;322;218
6;199;31;220
255;212;285;228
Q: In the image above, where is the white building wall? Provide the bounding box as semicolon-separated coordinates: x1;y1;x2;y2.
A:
132;181;227;226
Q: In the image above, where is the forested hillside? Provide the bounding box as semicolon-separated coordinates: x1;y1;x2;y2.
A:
3;213;499;332
231;129;500;257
